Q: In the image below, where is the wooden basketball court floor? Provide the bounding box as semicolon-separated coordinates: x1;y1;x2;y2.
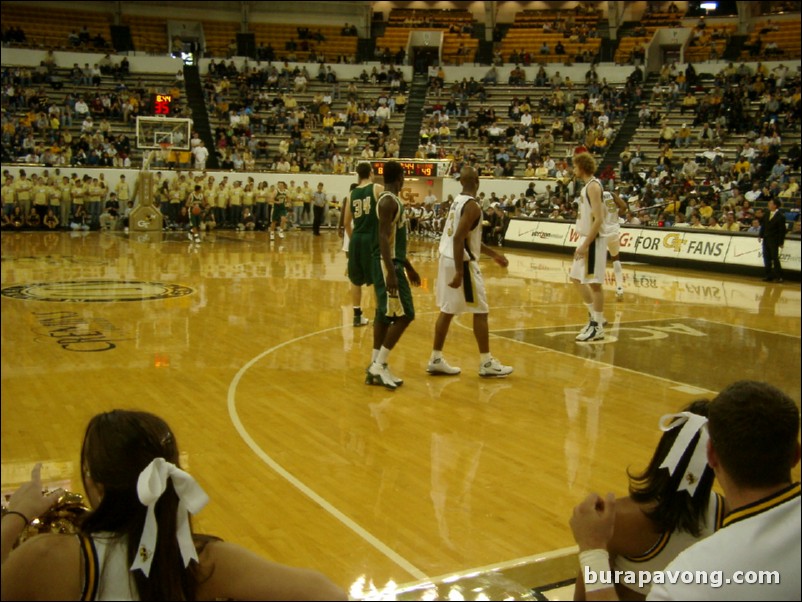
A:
1;228;800;600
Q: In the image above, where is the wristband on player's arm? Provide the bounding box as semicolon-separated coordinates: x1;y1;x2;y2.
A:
579;549;613;593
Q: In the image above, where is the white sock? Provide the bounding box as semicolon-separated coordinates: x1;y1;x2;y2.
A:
371;348;379;363
613;260;623;289
430;350;443;362
593;311;605;325
480;352;492;364
584;302;594;317
376;346;391;365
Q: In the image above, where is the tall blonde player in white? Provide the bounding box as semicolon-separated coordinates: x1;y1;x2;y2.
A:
571;153;608;342
427;166;513;377
601;190;628;300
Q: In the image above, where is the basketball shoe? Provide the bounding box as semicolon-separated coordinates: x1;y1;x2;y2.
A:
576;321;605;342
366;362;398;390
426;357;461;375
383;364;403;386
479;357;513;377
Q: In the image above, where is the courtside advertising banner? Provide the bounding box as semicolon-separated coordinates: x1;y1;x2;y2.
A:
504;219;569;247
724;233;802;270
505;219;801;272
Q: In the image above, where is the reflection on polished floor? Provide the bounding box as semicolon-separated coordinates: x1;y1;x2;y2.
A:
2;229;800;600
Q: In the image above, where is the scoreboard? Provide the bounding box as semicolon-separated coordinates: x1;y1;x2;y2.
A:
371;160;451;178
152;94;174;115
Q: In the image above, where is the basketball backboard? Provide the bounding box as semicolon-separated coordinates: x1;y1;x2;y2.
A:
136;116;192;151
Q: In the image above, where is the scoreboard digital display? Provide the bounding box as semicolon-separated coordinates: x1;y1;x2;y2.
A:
372;161;438;178
152;94;174;115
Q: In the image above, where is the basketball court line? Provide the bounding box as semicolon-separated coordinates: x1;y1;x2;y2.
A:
472;308;799;395
586;306;802;340
509;315;717;331
227;307;584;583
227;324;430;582
228;303;800;582
450;304;703;337
450;307;720;394
695;316;802;339
228;306;721;584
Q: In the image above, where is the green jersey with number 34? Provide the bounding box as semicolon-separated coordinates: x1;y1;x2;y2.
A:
350;183;379;236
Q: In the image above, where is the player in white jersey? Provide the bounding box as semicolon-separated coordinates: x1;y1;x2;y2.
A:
427;166;513;378
570;153;608;342
601;190;629;300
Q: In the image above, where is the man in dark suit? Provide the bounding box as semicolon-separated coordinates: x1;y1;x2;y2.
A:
759;199;786;282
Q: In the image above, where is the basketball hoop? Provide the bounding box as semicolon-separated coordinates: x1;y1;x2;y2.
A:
142;142;173;172
135;115;192;171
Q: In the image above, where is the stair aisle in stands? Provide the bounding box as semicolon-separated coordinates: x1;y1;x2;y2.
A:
183;64;219;170
399;73;429;158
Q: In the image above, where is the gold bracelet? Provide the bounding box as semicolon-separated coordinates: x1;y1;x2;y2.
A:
3;510;29;525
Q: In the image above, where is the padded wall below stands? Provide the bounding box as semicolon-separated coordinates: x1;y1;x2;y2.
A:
1;48;182;74
188;56;792;86
2;47;799;88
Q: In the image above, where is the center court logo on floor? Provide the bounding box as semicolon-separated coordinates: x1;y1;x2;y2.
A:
1;280;194;302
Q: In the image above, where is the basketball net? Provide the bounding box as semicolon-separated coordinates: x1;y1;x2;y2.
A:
142;142;173;173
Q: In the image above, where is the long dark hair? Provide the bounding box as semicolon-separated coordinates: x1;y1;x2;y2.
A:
628;399;715;537
80;410;209;601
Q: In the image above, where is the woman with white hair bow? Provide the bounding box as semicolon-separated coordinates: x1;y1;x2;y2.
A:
1;410;346;601
571;399;724;601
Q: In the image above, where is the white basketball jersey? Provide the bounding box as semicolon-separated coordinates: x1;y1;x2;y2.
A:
439;194;482;260
576;177;605;237
600;190;622;238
